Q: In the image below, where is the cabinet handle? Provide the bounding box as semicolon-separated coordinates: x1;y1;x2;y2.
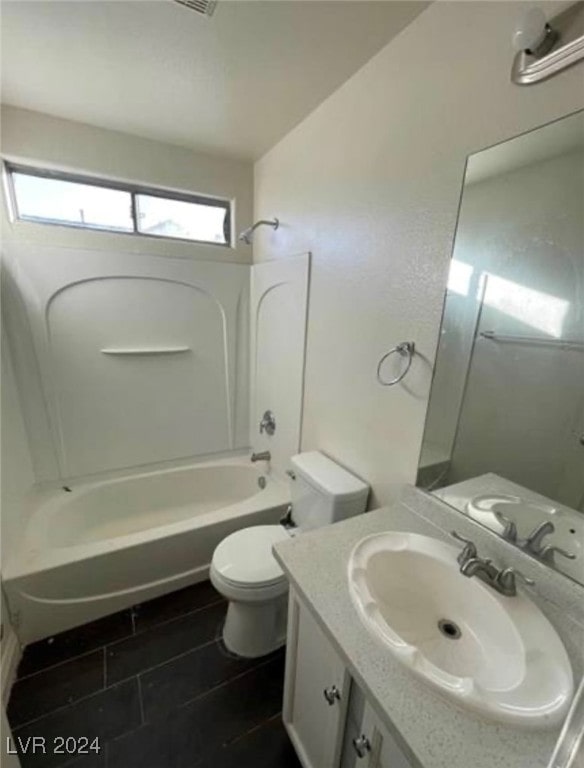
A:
323;685;341;705
352;734;371;758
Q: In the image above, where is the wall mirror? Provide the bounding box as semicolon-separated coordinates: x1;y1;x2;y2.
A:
417;110;584;587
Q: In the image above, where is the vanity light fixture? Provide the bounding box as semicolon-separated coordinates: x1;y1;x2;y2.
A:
512;7;558;59
512;1;584;84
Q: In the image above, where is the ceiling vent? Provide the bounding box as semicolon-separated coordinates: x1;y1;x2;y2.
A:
171;0;217;17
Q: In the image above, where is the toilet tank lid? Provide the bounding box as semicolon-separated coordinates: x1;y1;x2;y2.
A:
290;451;369;500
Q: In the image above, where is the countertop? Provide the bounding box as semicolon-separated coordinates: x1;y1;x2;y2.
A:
273;485;584;768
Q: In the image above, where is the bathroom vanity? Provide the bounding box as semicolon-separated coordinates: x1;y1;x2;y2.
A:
282;586;414;768
273;486;584;768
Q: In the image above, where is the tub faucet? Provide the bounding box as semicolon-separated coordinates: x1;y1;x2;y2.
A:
251;451;271;463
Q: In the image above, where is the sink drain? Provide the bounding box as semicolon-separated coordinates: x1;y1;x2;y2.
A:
438;619;461;640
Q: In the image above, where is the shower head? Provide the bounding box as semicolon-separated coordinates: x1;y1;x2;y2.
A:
171;0;217;17
238;218;279;245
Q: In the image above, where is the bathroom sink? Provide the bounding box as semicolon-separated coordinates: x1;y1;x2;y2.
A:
348;531;573;728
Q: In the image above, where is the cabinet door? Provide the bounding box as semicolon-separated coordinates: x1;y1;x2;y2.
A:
341;699;412;768
283;590;350;768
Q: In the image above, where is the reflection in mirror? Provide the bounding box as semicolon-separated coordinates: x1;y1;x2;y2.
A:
417;110;584;586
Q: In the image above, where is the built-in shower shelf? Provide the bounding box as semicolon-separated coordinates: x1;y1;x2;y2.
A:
101;346;191;355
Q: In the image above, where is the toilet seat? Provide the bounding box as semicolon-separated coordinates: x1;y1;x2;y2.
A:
211;525;289;597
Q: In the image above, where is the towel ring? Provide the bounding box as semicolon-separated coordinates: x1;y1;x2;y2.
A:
376;341;415;386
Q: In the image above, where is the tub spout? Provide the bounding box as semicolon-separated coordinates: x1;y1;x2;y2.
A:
251;451;271;463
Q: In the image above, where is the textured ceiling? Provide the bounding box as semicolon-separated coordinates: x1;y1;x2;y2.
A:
0;0;429;160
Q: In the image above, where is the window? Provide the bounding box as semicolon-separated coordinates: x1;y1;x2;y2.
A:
11;173;134;232
135;193;228;244
5;165;231;246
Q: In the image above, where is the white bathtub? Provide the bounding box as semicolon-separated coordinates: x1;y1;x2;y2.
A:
3;458;289;644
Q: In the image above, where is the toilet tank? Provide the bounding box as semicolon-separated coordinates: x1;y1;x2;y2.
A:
289;451;369;531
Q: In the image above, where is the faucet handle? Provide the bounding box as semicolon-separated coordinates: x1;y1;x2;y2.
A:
511;568;535;586
497;567;535;596
451;531;474;545
493;511;518;543
259;409;276;436
451;531;477;564
539;545;576;563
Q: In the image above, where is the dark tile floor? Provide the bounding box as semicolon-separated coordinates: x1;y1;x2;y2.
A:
7;581;301;768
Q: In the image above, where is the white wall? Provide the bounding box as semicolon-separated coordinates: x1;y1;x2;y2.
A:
1;331;35;562
253;0;584;508
0;105;253;264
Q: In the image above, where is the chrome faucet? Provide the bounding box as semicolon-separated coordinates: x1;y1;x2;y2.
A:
451;531;534;597
251;451;271;463
523;521;575;564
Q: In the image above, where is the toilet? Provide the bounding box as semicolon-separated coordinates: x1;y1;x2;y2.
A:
210;451;369;658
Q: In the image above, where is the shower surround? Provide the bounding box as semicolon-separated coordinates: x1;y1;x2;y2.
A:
2;241;309;642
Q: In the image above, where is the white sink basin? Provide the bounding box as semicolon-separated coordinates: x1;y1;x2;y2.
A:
348;531;573;728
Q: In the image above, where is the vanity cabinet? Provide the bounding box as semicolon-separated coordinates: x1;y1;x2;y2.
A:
283;590;413;768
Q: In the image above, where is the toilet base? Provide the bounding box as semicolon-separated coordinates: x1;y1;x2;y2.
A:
222;593;288;658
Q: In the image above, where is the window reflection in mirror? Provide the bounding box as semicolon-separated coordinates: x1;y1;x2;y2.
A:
417;110;584;587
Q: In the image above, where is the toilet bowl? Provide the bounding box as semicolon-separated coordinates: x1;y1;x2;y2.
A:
210;525;290;658
211;451;369;658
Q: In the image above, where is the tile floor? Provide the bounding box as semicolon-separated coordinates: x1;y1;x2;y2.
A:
7;581;301;768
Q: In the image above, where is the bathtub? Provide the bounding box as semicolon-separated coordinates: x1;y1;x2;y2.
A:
3;458;289;644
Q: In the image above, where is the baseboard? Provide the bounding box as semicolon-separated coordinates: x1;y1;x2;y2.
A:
1;624;21;704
